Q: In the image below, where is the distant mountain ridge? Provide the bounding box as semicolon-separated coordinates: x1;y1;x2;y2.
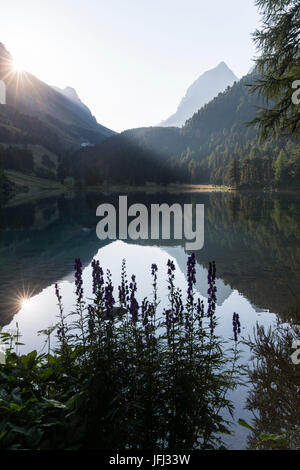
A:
0;42;114;147
51;85;95;119
159;62;238;127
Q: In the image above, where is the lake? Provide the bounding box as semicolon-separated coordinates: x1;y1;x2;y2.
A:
1;190;300;449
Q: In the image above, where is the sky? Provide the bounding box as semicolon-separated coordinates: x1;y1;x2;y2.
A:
1;0;260;132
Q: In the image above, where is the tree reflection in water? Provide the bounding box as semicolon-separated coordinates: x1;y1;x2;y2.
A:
245;319;300;449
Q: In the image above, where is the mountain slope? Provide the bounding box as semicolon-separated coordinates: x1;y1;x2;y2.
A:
183;71;258;136
0;42;114;146
52;85;92;116
73;129;182;186
176;71;299;187
73;74;257;186
159;62;238;127
78;70;300;188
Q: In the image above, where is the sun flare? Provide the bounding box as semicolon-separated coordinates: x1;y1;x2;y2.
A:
21;297;31;309
12;59;25;73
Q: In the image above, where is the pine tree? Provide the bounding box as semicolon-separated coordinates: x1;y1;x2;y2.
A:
250;0;300;138
274;149;289;184
227;157;241;187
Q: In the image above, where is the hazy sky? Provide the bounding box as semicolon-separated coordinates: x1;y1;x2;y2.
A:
1;0;260;132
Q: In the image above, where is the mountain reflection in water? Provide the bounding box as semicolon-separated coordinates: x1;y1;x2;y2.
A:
0;191;299;327
1;190;300;449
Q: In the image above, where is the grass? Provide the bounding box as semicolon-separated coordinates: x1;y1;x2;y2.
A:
3;170;66;207
4;170;64;191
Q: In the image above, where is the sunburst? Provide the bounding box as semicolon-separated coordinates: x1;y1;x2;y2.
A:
21;297;31;309
0;51;29;96
14;282;37;311
12;59;25;74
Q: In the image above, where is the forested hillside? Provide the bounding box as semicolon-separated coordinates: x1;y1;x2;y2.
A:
68;71;300;189
181;72;300;188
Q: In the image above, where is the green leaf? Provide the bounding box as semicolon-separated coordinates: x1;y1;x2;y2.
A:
43;398;67;409
9;402;22;411
40;368;53;380
21;350;38;369
238;418;258;436
260;433;286;442
66;392;83;407
0;352;5;365
8;424;27;435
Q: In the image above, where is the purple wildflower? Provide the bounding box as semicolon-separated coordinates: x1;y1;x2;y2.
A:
74;258;83;303
88;304;95;336
207;261;217;334
129;274;139;323
164;308;172;345
167;259;176;297
187;253;196;306
55;282;62;304
118;259;129;308
167;259;176;277
55;283;66;343
141;297;152;329
173;289;184;324
151;263;159;312
185;253;197;333
232;312;241;342
104;270;115;319
151;263;158;277
91;259;104;301
196;298;205;330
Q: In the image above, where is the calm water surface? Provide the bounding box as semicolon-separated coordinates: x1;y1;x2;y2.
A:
1;190;299;449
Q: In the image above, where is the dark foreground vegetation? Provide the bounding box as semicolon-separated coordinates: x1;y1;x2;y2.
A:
0;256;243;450
242;319;300;450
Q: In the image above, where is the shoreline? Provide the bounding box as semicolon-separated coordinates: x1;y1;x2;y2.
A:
86;183;232;194
3;183;300;208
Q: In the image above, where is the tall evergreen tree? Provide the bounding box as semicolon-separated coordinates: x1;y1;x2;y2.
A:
274;149;290;183
250;0;300;138
227;157;241;187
